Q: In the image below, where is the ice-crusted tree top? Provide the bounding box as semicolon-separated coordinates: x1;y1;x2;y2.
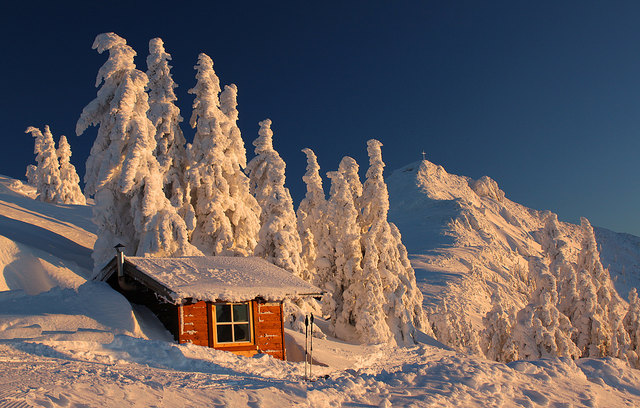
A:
220;84;239;121
76;32;143;194
145;37;187;198
339;156;362;201
220;84;247;168
189;53;221;130
247;119;287;210
577;217;608;282
26;125;63;203
301;148;324;203
361;139;389;227
579;217;598;260
56;135;86;205
146;38;182;135
147;38;175;87
56;135;72;165
246;119;303;276
92;33;136;88
186;52;259;256
26;126;45;158
187;53;229;172
253;118;275;155
327;168;347;202
296;147;326;283
542;213;563;256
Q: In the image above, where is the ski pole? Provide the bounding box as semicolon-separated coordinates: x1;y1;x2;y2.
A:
309;313;314;380
304;315;309;381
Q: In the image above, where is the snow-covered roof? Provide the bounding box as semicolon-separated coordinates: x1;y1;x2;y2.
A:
112;256;322;303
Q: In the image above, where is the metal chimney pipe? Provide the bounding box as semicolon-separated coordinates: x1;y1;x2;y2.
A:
114;243;135;291
115;243;125;278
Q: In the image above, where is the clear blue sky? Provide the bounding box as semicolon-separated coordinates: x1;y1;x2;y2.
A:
2;1;639;236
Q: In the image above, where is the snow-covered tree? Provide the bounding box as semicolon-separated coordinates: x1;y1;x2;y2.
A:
575;217;628;358
624;288;640;367
25;125;63;203
325;140;429;345
56;135;86;205
540;214;579;322
296;148;326;284
430;300;480;352
322;157;367;341
246;119;303;277
481;292;518;363
571;268;611;357
577;218;613;311
355;139;429;345
187;53;260;256
512;260;580;360
25;164;38;187
220;84;246;168
76;32;199;269
146;37;190;222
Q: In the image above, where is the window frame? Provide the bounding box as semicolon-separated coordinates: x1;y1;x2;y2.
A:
211;301;254;346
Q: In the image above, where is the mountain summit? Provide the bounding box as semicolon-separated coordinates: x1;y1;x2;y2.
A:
387;159;640;351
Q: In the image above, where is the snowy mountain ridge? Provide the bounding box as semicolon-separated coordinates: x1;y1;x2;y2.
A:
388;159;640;351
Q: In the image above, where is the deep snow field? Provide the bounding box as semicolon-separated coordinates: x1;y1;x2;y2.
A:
1;172;640;407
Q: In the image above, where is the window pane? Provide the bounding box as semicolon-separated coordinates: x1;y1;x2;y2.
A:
217;325;233;343
233;304;249;322
216;304;231;322
234;324;250;342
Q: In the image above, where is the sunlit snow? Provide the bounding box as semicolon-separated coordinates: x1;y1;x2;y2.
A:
1;173;640;407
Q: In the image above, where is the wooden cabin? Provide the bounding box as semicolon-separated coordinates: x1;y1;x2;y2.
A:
94;253;322;360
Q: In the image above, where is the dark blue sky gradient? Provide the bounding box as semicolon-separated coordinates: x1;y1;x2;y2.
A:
2;1;639;235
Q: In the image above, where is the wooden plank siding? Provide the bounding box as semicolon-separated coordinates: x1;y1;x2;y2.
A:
177;300;286;360
252;301;286;360
178;301;210;347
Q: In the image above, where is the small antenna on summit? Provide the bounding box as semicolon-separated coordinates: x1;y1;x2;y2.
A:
421;151;426;161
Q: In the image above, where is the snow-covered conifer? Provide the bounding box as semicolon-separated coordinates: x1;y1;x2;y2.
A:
571;269;611;357
330;140;429;345
56;135;86;205
323;158;365;341
76;33;199;269
296;148;326;284
359;140;429;344
25;164;38;187
220;84;246;168
577;218;613;310
430;300;480;352
25;125;63;203
575;217;628;358
512;259;580;360
187;53;260;256
146;38;189;219
481;292;518;363
624;289;640;367
541;214;579;320
246;119;303;277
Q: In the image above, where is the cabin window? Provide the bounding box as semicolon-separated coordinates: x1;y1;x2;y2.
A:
213;302;252;344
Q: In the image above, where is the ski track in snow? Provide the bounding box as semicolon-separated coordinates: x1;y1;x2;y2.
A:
1;174;640;406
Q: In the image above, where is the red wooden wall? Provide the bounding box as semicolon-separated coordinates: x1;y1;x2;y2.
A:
252;301;286;360
178;300;209;346
177;300;286;360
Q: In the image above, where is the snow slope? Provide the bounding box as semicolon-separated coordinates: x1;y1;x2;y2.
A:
388;160;640;349
1;174;640;407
